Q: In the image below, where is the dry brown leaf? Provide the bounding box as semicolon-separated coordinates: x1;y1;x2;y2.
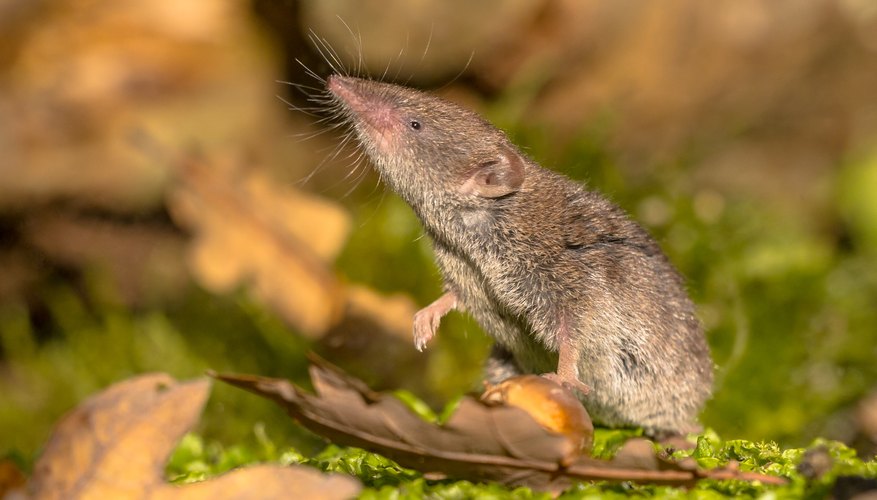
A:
28;373;360;500
214;357;787;493
168;155;351;337
214;359;577;489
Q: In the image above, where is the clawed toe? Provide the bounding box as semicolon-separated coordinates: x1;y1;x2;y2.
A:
412;292;457;352
540;372;591;396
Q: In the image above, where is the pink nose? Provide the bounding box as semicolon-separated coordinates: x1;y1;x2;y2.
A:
327;75;371;114
327;74;354;95
326;75;400;154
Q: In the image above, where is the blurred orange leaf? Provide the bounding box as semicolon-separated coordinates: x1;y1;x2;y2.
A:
168;155;351;337
27;373;361;500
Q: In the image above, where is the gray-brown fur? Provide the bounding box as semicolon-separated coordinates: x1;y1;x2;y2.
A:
324;75;713;436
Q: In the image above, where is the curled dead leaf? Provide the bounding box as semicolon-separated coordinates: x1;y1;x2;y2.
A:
482;375;594;463
213;357;578;491
27;373;360;500
214;356;787;493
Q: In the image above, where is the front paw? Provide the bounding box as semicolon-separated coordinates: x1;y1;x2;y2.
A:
541;372;591;397
412;309;440;352
412;291;457;352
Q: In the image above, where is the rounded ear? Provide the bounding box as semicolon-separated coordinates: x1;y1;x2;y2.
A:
459;146;525;198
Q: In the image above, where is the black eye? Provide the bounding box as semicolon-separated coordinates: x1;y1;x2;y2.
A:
409;120;421;130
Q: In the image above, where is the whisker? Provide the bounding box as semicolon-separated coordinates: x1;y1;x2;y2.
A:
379;51;392;82
356;189;388;229
421;25;434;65
321;32;349;76
288;123;346;141
337;16;364;78
441;50;475;90
295;58;326;84
343;155;373;198
404;24;434;86
279;80;325;96
308;31;343;75
363;166;384;197
355;25;365;77
275;94;321;117
391;31;410;81
392;46;407;81
295;133;348;187
341;151;367;182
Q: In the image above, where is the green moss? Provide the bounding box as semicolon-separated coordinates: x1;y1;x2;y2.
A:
164;431;876;498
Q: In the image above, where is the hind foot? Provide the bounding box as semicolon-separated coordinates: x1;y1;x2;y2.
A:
541;372;591;397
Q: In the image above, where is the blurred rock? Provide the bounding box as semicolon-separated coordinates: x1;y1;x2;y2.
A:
296;0;877;222
0;0;286;213
0;247;44;305
318;285;428;396
0;0;329;311
21;212;188;306
299;0;538;84
509;1;877;175
856;390;877;458
796;445;833;480
837;151;877;255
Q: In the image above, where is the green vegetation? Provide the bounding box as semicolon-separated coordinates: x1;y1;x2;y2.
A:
0;284;324;465
165;427;876;498
2;121;877;494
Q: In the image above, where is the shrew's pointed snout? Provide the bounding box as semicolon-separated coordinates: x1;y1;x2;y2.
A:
327;75;379;118
326;74;355;95
326;75;403;155
327;74;356;104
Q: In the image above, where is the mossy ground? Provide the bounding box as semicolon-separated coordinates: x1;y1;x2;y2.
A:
2;119;877;497
164;427;876;498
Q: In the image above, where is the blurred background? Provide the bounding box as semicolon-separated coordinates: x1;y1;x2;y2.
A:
1;0;877;464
